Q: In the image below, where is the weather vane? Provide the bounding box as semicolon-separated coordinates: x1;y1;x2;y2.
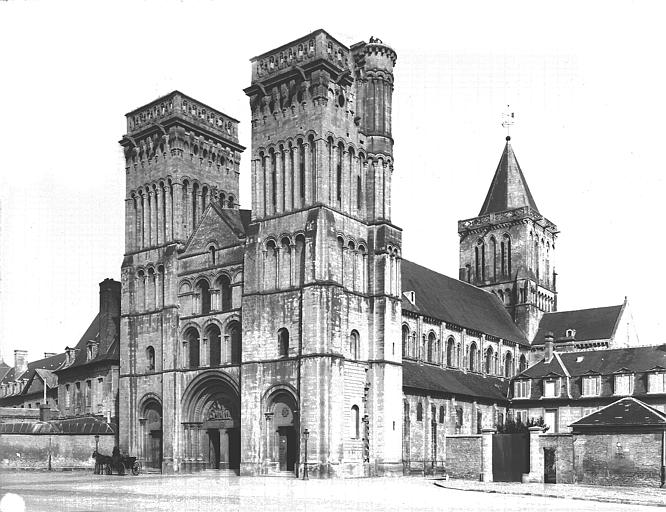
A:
502;105;515;140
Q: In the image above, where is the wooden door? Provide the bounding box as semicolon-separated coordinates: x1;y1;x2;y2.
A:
278;430;288;471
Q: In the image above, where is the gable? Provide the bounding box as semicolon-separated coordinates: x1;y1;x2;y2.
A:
183;203;246;257
534;305;623;344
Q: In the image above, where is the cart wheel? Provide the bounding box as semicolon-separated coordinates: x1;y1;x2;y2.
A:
132;461;141;476
105;464;112;475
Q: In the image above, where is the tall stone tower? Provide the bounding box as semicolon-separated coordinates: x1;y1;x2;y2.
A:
458;137;558;342
118;91;244;472
241;31;403;477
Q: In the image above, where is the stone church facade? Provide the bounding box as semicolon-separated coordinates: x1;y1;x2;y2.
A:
116;29;640;478
119;30;402;477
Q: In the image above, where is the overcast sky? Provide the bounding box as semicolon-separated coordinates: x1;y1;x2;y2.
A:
0;1;664;364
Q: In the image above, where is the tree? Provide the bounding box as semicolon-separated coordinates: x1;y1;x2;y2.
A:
496;416;549;434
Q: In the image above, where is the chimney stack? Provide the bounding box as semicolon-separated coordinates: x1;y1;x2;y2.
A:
98;279;121;356
13;350;28;376
544;332;555;363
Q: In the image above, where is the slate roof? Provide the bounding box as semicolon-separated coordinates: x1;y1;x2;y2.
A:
570;397;666;431
533;304;623;345
519;345;666;380
403;361;509;403
479;140;539;215
514;345;666;400
401;259;529;346
214;204;251;239
0;352;67;396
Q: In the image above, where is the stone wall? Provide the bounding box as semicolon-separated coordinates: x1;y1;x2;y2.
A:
574;432;663;487
540;433;574;483
445;435;482;480
0;434;115;470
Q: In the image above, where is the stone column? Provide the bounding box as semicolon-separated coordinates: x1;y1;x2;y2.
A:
156;184;163;245
523;426;545;482
286;148;294;212
481;428;495;482
150;189;157;247
252;158;262;218
171;182;183;241
165;184;172;243
303;142;311;205
136;194;143;250
264;412;274;465
275;149;283;214
266;154;274;216
125;198;134;253
293;148;301;210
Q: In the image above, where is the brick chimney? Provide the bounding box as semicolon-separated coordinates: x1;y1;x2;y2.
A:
544;332;555;363
98;279;121;356
14;350;28;376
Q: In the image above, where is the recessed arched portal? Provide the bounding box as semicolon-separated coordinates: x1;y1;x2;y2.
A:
139;397;162;470
181;371;240;472
264;387;299;473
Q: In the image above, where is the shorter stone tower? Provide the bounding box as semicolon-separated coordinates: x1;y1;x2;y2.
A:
458;137;558;342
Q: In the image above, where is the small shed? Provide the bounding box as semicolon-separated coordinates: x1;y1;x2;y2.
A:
570;397;666;487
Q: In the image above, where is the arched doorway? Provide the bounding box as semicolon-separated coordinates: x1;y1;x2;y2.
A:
182;372;240;472
265;388;299;473
140;398;162;470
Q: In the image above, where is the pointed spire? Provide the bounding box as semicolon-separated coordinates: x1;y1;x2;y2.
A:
478;136;539;216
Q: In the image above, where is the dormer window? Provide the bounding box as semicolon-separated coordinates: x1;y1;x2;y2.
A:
648;372;666;394
543;378;560;398
566;329;576;338
582;375;601;396
65;347;76;365
614;373;634;395
86;340;98;361
514;379;530;399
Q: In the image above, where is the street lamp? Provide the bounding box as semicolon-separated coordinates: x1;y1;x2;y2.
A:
302;428;309;480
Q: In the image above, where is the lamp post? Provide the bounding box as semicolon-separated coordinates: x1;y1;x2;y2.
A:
94;435;100;474
302;428;309;480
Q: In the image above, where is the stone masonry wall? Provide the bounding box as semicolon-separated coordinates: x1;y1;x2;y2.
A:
539;433;574;483
574;432;663;487
0;434;115;470
445;435;482;480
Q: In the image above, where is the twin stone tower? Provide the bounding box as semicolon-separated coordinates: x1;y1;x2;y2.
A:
118;30;403;477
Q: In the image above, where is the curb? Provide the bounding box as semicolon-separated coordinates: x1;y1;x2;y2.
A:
433;481;666;508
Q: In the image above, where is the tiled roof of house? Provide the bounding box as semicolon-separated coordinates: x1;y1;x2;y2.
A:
570;397;666;430
533;305;623;345
520;345;666;379
55;314;103;372
513;345;666;401
479;140;539;215
403;360;509;403
0;352;67;395
401;259;529;346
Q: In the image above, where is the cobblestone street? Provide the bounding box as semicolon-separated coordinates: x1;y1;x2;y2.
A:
0;472;662;512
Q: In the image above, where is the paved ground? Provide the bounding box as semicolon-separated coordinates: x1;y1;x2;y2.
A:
436;478;666;508
0;471;662;512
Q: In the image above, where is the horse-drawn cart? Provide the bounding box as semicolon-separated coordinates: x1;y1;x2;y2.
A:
93;449;141;476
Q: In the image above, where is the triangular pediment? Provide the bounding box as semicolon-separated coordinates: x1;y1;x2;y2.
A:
182;203;246;256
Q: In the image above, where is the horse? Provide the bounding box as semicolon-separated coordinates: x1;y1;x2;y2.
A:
92;450;113;475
